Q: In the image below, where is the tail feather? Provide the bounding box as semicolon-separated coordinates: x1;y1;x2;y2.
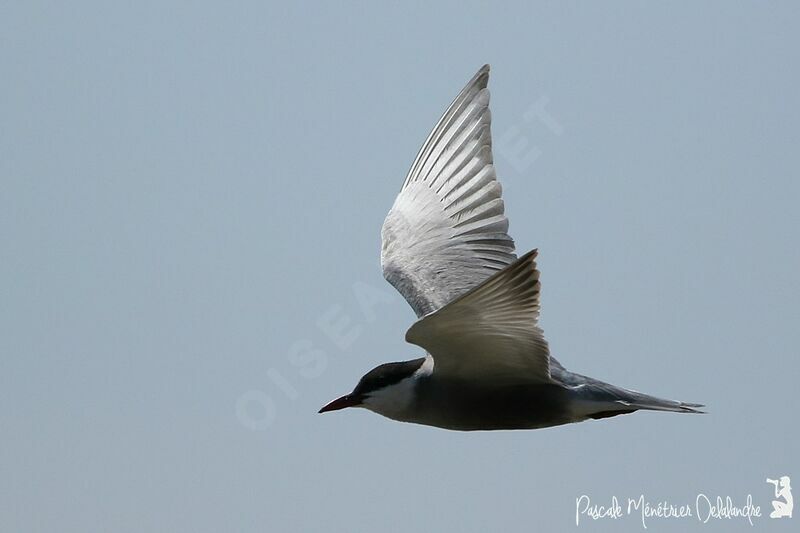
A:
572;380;706;420
616;396;706;414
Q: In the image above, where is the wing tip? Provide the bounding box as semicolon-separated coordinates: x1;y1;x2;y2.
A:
470;64;491;90
519;248;539;264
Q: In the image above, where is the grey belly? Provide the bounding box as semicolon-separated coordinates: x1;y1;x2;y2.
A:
407;378;574;431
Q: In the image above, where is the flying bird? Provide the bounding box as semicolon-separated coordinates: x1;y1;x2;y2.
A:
319;65;703;431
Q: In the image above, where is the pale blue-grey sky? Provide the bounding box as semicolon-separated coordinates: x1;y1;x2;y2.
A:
2;2;798;532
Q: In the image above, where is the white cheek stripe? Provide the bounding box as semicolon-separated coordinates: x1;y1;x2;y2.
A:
361;356;432;418
415;355;434;377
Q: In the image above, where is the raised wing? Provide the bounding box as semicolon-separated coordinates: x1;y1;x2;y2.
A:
405;249;551;384
381;65;516;317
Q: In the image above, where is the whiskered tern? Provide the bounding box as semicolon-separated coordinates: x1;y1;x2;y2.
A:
319;65;703;431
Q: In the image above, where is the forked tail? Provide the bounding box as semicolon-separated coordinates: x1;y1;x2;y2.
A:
572;380;705;420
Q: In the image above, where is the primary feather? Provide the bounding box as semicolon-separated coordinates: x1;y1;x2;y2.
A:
381;65;516;318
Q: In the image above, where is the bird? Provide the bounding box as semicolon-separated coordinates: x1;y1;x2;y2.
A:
319;65;703;431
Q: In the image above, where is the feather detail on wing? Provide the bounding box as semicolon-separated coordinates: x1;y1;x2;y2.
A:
381;65;516;317
405;249;551;385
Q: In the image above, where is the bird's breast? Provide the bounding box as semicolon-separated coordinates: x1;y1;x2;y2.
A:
406;377;573;431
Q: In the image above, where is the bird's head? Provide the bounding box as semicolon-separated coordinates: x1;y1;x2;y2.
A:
319;357;430;417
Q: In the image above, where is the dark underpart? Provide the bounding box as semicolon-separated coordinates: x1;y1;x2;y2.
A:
588;409;637;420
